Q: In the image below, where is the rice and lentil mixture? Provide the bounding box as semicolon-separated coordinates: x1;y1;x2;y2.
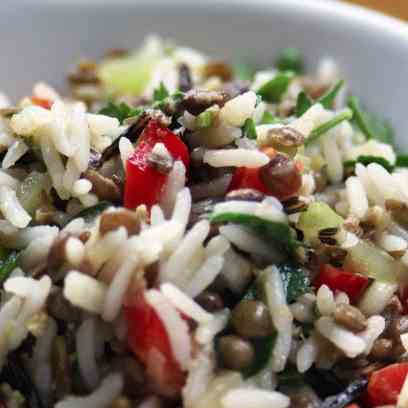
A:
0;36;407;408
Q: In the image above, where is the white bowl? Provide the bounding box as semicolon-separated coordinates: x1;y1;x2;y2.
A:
1;0;408;147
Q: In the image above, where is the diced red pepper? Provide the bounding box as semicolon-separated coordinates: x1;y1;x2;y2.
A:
228;167;269;194
367;363;408;406
31;96;53;110
313;264;370;303
124;120;190;209
124;292;186;396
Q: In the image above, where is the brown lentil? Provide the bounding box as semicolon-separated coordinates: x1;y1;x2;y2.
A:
260;126;305;156
195;291;224;313
83;169;122;203
259;154;302;200
51;336;71;399
334;303;368;333
218;335;255;371
385;315;408;340
202;61;234;82
110;396;132;408
231;300;273;338
368;338;394;361
99;209;142;236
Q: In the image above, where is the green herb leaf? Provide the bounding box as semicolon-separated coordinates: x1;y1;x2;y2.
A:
0;251;20;286
153;81;170;102
196;110;214;129
243;335;276;378
233;62;256;81
260;111;281;124
278;365;305;386
276;262;311;303
348;96;394;145
99;102;142;124
397;155;408;167
295;91;313;117
276;48;304;74
344;155;394;173
257;71;295;103
305;109;353;146
243;118;258;139
210;212;299;251
318;79;344;110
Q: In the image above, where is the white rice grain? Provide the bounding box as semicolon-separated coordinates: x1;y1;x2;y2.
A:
64;271;107;314
358;315;386;355
220;225;285;263
378;233;408;253
77;318;100;390
65;237;85;267
161;283;213;324
10;106;53;136
219;91;257;127
32;317;57;405
316;285;336;316
397;374;408;408
185;255;224;298
195;309;230;345
0;170;19;190
0;186;31;228
102;256;139;322
160;161;186;217
55;373;123;408
321;132;343;184
69;103;90;172
203;149;269;168
145;289;191;370
2;140;29;169
219;248;252;294
63;158;82;193
358;281;398;316
119;137;134;169
297;333;319;373
346;176;368;219
40;133;68;199
33;82;60;101
160;220;209;282
316;316;366;358
221;388;290;408
49;100;74;157
73;179;93;197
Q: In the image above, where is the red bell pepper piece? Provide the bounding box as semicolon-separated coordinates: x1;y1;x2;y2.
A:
229;167;269;194
31;96;53;110
367;363;408;406
124;292;186;397
313;264;370;303
124;120;189;209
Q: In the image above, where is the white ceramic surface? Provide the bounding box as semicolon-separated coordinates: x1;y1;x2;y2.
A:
1;0;408;148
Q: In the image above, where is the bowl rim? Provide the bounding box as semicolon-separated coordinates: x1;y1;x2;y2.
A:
12;0;408;39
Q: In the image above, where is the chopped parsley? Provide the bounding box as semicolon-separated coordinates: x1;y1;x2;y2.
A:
243;118;257;139
344;155;394;173
153;81;170;102
305;109;353;146
348;96;394;145
257;71;295;103
295;91;313;117
98;102;142;124
275;48;304;74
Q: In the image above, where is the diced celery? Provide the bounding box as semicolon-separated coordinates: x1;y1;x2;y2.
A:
16;172;48;216
297;202;343;244
98;38;162;95
344;240;400;284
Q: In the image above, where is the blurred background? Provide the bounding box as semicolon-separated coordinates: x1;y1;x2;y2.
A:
345;0;408;20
